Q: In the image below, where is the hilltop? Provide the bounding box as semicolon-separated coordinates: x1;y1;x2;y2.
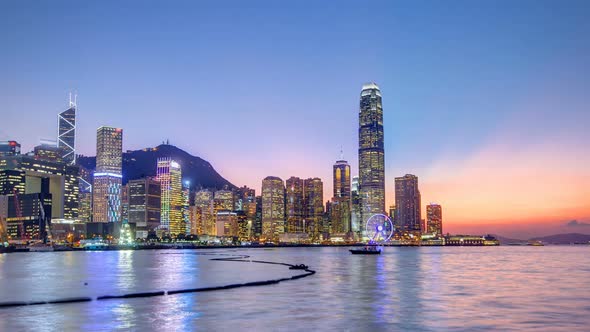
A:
77;144;235;191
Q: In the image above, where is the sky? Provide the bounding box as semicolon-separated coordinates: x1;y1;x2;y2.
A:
1;0;589;238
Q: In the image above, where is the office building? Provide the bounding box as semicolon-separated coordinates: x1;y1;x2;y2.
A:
358;83;385;223
157;158;184;236
34;144;63;163
92;126;123;223
195;189;214;235
128;177;161;239
285;176;304;233
394;174;422;233
261;176;285;242
57;96;76;164
332;160;351;235
0;141;21;157
303;177;323;239
0;155;79;221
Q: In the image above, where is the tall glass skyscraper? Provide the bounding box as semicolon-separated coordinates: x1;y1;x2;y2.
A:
157;158;184;236
57;96;76;164
358;83;385;225
92;126;123;223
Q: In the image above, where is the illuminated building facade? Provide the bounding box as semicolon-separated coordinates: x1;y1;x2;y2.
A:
0;141;21;157
236;210;250;242
332;160;351;235
92;126;123;223
394;174;422;233
128;177;161;239
303;177;323;239
254;195;262;239
0;155;79;221
214;189;234;213
351;176;361;234
34;144;63;163
426;203;443;236
358;83;385;223
183;187;190;235
215;210;238;237
157;158;184;236
285;176;304;233
261;176;285;242
234;186;255;212
333;160;351;199
4;193;52;241
195;189;214;235
57;96;76;164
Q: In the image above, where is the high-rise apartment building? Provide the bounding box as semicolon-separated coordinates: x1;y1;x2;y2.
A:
157;158;184;236
303;177;323;239
358;83;385;224
426;203;443;236
261;176;285;242
394;174;421;233
92;127;123;223
57;96;76;164
285;176;304;233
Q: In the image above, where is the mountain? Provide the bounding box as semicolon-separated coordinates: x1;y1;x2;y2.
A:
77;144;235;190
529;233;590;244
491;234;526;245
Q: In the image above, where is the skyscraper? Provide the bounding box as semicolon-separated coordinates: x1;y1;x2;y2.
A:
261;176;285;242
358;83;385;224
426;203;443;236
157;158;184;236
57;95;76;164
332;160;351;235
303;177;323;240
92;127;123;223
285;176;304;233
194;189;214;235
351;176;361;234
394;174;421;234
333;160;351;199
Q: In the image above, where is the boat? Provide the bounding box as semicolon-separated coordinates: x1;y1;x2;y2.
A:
28;242;54;252
350;246;381;255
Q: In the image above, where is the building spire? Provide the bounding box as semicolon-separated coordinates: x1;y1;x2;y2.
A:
340;145;344;160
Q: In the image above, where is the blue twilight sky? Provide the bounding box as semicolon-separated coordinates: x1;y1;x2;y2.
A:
1;0;589;236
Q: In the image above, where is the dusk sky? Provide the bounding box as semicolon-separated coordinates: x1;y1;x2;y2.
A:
1;0;588;238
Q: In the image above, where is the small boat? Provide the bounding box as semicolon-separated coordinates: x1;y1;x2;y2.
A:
350;247;381;255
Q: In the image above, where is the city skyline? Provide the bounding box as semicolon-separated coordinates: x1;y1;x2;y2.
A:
1;1;589;238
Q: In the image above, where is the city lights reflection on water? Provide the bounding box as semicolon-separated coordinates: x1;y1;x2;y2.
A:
0;247;589;330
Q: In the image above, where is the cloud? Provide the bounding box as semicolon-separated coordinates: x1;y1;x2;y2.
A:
566;220;590;227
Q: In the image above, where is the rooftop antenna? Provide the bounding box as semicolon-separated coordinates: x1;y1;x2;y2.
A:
340;145;344;160
69;92;77;108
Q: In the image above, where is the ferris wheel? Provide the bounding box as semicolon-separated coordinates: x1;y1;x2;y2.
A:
365;214;394;243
